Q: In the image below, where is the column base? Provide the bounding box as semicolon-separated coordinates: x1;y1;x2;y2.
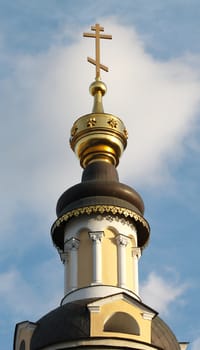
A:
61;284;141;305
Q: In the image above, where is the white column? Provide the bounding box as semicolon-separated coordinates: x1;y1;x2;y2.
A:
60;252;69;295
116;234;129;288
132;247;141;295
89;231;104;284
65;237;80;291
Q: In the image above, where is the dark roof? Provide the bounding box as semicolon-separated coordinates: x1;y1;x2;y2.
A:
152;316;180;350
30;301;90;350
56;161;144;218
52;161;149;250
56;180;144;218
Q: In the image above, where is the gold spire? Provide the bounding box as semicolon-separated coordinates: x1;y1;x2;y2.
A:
70;24;128;168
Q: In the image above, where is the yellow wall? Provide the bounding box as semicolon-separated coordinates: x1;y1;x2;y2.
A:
90;298;151;343
14;323;36;350
78;229;93;287
102;229;118;286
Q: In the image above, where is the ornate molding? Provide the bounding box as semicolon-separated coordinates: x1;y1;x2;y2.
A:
65;237;80;251
60;251;70;263
52;205;149;233
87;117;96;127
142;312;155;321
89;231;104;242
116;234;129;247
87;304;100;313
96;214;134;229
132;247;141;258
107;117;118;128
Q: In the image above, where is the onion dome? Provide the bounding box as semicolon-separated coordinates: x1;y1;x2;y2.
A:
52;160;149;250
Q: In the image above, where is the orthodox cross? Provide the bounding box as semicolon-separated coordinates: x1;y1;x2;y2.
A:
83;23;112;80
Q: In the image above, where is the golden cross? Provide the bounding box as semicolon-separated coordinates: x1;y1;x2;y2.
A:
83;23;112;80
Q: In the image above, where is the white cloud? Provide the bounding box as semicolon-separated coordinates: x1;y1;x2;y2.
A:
103;20;200;185
1;18;200;227
140;271;187;314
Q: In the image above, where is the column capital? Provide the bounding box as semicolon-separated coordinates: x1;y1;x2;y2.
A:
132;247;141;258
116;234;129;247
89;231;104;242
65;237;80;251
60;252;69;264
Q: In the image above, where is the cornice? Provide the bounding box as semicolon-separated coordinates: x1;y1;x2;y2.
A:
52;205;150;233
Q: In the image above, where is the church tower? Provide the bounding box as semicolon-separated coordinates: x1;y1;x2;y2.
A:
14;24;188;350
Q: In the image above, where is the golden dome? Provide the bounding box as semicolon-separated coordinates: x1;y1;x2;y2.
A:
70;80;128;168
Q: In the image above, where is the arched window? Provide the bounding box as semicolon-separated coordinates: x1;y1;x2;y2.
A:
104;312;140;335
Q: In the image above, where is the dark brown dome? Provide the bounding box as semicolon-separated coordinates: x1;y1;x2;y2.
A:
152;316;181;350
52;161;149;251
30;301;90;350
56;162;144;217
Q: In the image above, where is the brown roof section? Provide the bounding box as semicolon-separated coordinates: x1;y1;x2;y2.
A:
52;161;150;251
152;316;181;350
56;161;144;217
30;301;90;350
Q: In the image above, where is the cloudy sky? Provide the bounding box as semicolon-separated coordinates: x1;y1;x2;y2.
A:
0;1;200;349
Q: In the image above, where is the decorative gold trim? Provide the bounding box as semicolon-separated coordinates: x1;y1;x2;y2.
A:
70;113;127;145
70;113;128;168
71;123;78;137
87;117;96;127
108;118;118;128
124;128;128;138
52;205;149;233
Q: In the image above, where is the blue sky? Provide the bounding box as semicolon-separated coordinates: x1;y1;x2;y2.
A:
0;1;200;349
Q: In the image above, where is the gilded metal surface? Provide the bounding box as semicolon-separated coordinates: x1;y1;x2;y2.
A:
87;117;96;127
71;123;78;137
108;118;118;128
89;80;107;113
71;113;126;136
52;205;150;233
69;24;129;168
70;113;128;167
83;23;112;80
124;128;128;138
89;80;107;96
